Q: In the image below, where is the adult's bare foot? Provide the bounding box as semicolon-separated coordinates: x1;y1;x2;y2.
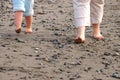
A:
94;34;104;40
75;26;85;43
93;24;104;40
75;37;85;43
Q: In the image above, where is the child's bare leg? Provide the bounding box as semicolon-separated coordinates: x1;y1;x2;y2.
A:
25;16;33;33
15;11;23;33
93;24;104;40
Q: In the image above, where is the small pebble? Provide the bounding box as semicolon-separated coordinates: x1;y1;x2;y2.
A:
112;72;120;79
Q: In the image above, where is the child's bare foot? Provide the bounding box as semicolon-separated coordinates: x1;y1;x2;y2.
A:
15;27;21;33
25;28;32;34
25;16;33;34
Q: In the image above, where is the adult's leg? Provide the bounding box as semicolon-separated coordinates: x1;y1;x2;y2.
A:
91;0;104;39
73;0;90;42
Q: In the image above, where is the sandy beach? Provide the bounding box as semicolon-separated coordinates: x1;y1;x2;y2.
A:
0;0;120;80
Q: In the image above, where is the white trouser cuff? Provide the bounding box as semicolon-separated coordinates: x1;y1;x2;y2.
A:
75;17;91;27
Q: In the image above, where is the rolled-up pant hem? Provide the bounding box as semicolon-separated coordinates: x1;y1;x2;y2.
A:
73;0;104;27
13;0;34;16
75;17;91;27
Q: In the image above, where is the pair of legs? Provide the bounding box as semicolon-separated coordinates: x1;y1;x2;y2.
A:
73;0;104;42
76;24;104;41
15;11;33;33
13;0;34;33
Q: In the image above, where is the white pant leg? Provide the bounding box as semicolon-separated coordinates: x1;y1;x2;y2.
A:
90;0;104;24
73;0;91;27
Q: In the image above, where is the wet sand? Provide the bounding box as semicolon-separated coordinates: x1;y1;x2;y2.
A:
0;0;120;80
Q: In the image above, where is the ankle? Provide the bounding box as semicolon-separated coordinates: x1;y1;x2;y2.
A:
76;26;85;40
92;24;101;35
26;28;32;32
16;26;21;29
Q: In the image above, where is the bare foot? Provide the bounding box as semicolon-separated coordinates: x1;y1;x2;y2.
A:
75;26;85;43
25;28;32;34
15;27;21;33
75;37;85;43
93;24;104;40
94;34;104;40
